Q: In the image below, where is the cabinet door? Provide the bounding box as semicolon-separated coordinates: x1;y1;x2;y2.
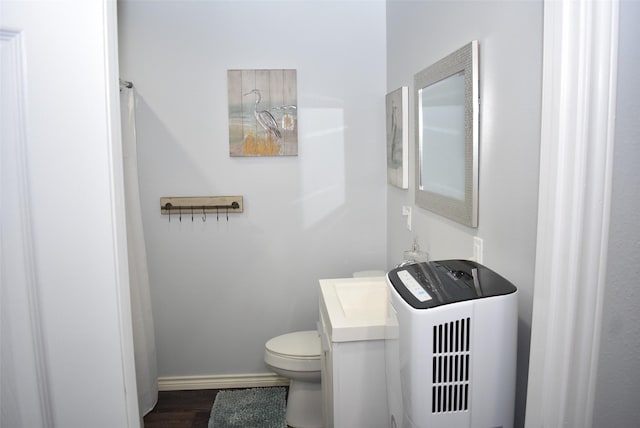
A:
332;341;389;428
319;312;334;428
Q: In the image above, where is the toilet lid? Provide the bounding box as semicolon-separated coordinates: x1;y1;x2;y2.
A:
266;331;320;358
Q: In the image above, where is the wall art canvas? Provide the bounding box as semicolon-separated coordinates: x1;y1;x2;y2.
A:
386;86;409;188
228;69;298;157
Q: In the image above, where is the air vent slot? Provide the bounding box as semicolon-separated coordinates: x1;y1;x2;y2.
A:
432;317;471;413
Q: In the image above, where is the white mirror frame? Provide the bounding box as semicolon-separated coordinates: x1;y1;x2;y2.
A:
415;41;479;227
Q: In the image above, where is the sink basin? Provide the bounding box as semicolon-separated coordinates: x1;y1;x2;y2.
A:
319;276;388;342
335;281;387;319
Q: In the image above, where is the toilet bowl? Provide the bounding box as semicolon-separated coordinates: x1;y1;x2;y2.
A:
265;330;322;428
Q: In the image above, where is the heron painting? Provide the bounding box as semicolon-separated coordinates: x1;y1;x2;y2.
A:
386;86;408;188
228;69;298;156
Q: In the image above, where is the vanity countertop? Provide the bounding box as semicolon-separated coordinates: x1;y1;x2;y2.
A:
319;276;388;342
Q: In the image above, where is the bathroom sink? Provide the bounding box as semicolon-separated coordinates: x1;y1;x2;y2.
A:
335;281;387;319
319;276;388;342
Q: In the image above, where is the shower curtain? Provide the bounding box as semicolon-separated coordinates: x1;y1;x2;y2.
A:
120;85;158;417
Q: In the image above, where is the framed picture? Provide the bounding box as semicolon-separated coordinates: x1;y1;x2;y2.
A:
228;69;298;157
386;86;409;189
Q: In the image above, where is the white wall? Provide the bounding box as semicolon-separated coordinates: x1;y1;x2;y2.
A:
117;1;387;377
593;1;640;425
385;1;542;426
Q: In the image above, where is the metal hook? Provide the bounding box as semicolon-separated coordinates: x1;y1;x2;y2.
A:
226;207;229;221
216;207;219;222
191;206;194;222
165;203;172;223
179;206;182;222
202;206;207;222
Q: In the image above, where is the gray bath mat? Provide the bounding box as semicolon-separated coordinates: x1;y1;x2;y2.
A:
208;387;287;428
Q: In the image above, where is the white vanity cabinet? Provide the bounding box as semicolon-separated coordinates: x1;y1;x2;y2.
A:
318;277;389;428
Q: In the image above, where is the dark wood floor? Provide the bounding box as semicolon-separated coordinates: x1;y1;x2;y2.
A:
143;388;291;428
143;389;220;428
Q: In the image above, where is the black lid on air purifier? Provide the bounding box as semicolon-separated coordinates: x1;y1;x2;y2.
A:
387;260;517;309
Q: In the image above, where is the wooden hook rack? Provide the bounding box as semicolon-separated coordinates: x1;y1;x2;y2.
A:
160;196;243;215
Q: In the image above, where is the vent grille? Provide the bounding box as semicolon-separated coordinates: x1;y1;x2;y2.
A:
432;317;471;413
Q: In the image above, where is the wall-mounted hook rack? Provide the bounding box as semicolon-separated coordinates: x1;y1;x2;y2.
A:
160;196;243;218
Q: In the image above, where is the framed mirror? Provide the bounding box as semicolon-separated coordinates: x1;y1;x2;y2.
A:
415;41;479;227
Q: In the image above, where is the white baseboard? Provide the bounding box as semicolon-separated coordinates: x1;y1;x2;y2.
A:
158;373;290;391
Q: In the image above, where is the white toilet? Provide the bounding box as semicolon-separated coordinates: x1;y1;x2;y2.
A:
264;272;385;427
264;330;322;428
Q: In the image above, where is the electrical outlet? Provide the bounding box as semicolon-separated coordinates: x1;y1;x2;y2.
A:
402;206;412;231
473;237;483;264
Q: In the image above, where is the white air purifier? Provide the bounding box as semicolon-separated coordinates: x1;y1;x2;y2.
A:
385;260;517;428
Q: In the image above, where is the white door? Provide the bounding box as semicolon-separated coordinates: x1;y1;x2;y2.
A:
1;2;139;427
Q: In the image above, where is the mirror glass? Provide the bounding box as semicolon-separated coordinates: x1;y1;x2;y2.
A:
415;41;479;227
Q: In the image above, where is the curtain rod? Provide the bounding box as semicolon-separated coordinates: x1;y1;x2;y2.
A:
119;79;133;88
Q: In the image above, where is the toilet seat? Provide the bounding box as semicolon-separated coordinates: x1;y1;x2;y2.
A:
265;331;321;372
